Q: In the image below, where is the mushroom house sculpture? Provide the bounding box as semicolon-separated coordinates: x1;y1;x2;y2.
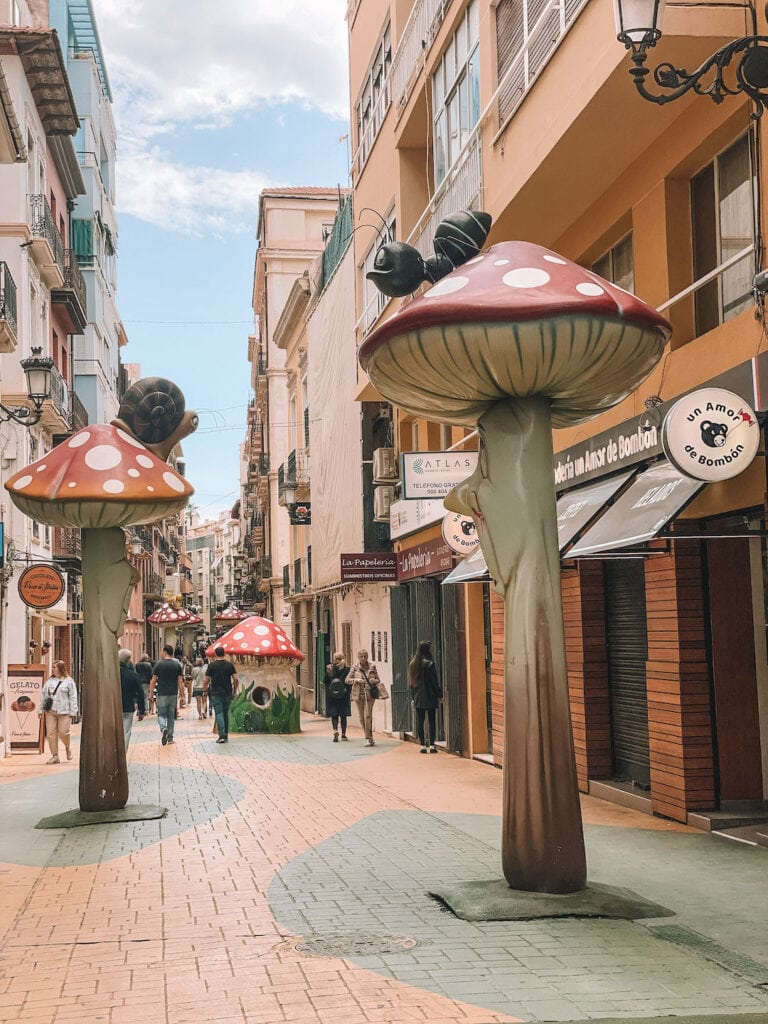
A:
5;377;197;813
148;602;192;651
360;229;670;894
206;616;304;733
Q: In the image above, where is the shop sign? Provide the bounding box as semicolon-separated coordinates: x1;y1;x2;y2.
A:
7;665;45;750
17;564;65;609
389;497;445;540
441;512;480;556
401;451;478;499
662;388;760;482
288;502;311;525
397;538;454;581
340;553;398;582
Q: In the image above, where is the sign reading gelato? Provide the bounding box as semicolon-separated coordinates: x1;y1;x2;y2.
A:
7;665;45;750
401;451;478;499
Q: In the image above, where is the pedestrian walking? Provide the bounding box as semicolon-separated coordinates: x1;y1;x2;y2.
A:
205;646;239;744
408;640;442;754
135;654;153;713
119;649;146;746
183;657;193;706
324;652;351;742
348;649;381;747
149;645;183;746
191;657;208;719
39;660;78;764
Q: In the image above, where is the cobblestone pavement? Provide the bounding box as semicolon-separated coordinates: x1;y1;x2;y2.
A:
1;711;767;1024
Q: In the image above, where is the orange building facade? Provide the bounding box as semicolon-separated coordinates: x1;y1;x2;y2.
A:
348;0;768;825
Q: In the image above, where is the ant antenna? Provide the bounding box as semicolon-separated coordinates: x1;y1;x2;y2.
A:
358;207;391;243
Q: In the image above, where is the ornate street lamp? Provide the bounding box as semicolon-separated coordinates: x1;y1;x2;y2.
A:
614;0;768;111
0;347;54;426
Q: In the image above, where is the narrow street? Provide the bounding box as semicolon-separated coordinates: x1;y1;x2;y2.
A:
1;714;767;1024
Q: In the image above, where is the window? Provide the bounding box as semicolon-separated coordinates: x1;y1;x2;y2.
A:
592;234;634;293
433;0;480;187
361;211;396;332
354;21;392;172
692;133;755;335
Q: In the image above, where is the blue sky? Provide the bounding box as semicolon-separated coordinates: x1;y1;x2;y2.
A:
93;1;350;517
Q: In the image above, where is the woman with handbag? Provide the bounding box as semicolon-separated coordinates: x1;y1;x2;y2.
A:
39;660;78;764
347;649;381;747
324;652;351;742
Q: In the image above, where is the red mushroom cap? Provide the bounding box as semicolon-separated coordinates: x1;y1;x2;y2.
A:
358;241;671;428
213;605;248;623
5;424;193;528
206;616;305;661
148;603;192;625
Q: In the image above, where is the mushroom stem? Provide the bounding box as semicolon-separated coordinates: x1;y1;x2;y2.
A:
79;527;138;812
447;397;586;893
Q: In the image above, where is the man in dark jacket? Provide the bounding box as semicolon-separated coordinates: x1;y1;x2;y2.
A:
135;654;153;713
119;649;146;746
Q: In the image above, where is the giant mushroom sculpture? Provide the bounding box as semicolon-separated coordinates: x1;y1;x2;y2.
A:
205;616;304;733
360;239;670;894
5;379;196;813
213;604;248;633
148;602;192;651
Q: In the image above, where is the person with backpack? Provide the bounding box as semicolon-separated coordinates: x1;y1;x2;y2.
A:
408;640;443;754
324;652;351;742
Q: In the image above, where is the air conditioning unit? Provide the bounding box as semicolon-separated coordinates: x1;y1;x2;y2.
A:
373;484;396;522
373;447;397;483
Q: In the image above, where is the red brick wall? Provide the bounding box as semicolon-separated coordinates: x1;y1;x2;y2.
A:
645;543;715;821
562;562;612;791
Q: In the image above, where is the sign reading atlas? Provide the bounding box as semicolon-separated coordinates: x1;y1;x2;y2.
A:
662;388;760;482
442;512;480;556
401;451;479;499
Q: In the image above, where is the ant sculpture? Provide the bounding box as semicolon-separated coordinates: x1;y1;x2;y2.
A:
365;209;492;298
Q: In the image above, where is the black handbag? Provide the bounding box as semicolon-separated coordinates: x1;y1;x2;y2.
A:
43;680;63;712
362;669;379;700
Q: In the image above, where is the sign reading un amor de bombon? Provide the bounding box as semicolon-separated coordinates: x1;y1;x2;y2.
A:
662;388;760;482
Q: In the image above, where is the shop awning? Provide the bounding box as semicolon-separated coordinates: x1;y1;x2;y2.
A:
567;461;704;557
441;547;489;584
556;470;635;552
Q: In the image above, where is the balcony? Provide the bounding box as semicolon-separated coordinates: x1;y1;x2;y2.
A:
0;262;18;353
144;571;165;601
408;129;483;261
259;452;269;474
38;364;69;432
293;556;303;595
392;0;450;117
28;195;64;286
277;459;297;507
52;526;81;565
282;563;290;597
50;250;87;334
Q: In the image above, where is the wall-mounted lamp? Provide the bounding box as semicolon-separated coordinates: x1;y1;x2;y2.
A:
0;348;54;426
614;0;768;111
639;394;664;433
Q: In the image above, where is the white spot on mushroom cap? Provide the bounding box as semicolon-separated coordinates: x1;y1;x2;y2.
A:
86;445;122;471
147;485;155;493
128;469;140;478
503;267;551;289
36;464;46;472
136;454;154;469
493;259;510;266
254;625;270;636
68;481;76;488
14;474;32;489
260;639;271;648
233;631;244;640
425;275;469;297
543;254;567;265
576;282;605;296
103;479;125;494
68;432;90;448
163;472;185;493
117;428;146;449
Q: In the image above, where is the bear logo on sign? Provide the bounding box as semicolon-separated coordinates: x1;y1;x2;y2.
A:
700;420;727;448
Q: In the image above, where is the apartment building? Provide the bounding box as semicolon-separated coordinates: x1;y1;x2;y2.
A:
349;0;768;825
187;509;241;635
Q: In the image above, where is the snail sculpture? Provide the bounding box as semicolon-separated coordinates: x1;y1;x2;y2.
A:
113;377;199;459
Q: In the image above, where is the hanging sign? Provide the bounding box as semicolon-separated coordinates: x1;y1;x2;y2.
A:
397;538;454;581
17;564;65;609
401;451;478;499
340;553;398;582
288;502;311;525
441;512;480;556
662;388;760;482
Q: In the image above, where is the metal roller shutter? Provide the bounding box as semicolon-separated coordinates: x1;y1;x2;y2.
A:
389;585;412;732
604;560;650;788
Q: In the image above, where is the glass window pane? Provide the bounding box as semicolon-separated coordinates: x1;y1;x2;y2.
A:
692;162;719;334
592;253;611;281
613;235;634;292
718;135;752;264
469;46;481;126
433;62;444;109
468;0;480;44
456;13;467;65
434;110;447;185
448;90;460;165
458;74;470;151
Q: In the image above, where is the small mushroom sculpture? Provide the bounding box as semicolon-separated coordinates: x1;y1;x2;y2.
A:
213;604;248;631
5;377;197;813
148;602;192;650
205;616;304;733
360;235;671;894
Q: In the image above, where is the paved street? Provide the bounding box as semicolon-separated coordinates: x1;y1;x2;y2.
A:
1;712;768;1024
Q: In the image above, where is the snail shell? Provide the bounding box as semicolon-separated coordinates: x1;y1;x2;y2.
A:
117;378;186;444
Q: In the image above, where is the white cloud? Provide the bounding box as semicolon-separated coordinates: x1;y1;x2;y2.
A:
92;0;350;232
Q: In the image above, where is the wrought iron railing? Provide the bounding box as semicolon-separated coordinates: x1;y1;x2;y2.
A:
29;194;64;272
293;556;303;594
71;391;88;431
49;364;69;420
296;448;310;485
0;262;18;337
304;406;310;448
61;249;87;313
286;450;298;486
52;526;81;561
391;0;450;114
259;452;269;474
